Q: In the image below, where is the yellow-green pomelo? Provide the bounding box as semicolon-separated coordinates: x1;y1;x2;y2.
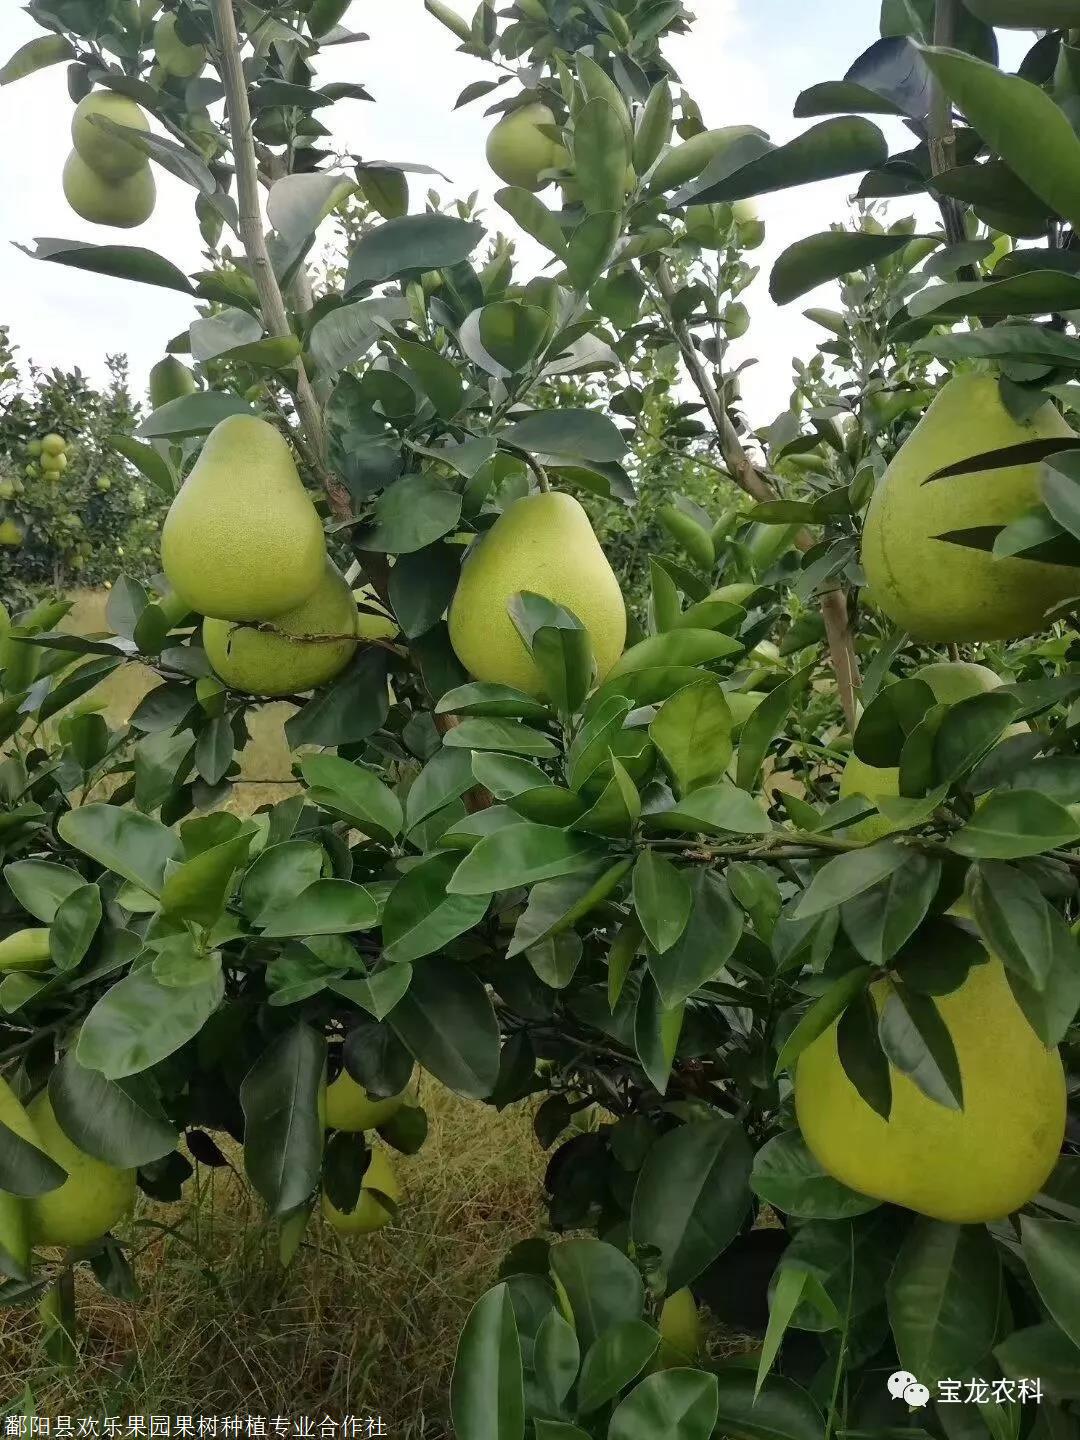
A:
149;356;197;409
161;415;326;621
323;1070;412;1133
862;373;1080;641
448;492;626;697
154;12;205;77
71;91;150;179
28;1093;136;1247
651;1288;702;1370
0;929;51;972
41;435;65;456
203;563;357;696
0;521;22;547
63;150;155;229
650;125;763;192
0;1079;38;1275
840;660;1018;839
322;1145;399;1235
486;103;569;191
796;955;1065;1222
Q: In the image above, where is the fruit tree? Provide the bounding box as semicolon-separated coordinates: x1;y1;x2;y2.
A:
4;0;1080;1434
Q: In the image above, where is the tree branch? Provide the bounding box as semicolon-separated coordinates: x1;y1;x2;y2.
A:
928;0;969;253
209;0;350;520
650;261;861;729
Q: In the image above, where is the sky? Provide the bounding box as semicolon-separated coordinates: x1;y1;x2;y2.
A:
0;2;1028;427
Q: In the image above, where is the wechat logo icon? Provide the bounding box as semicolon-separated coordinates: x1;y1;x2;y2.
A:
888;1370;931;1409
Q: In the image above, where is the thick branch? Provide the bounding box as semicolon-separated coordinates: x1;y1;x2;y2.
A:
652;261;860;729
928;0;968;250
209;0;350;520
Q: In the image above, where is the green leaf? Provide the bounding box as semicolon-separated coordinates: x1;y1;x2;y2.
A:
267;170;356;244
57;804;182;898
533;1307;580;1412
950;789;1080;859
447;823;603;896
138;391;254;438
751;1132;879;1219
360;473;462;554
241;1026;326;1217
635;82;674;174
382;855;491;964
996;1321;1080;1400
498;409;626;464
0;34;73;85
630;1119;753;1289
302;754;403;842
0;1118;65;1199
968;862;1053;991
1021;1217;1080;1352
308;297;410;378
649;681;734;796
406;748;477;831
577;1320;659;1414
394;337;464;417
78;966;224;1079
770;231;922;305
258;879;378;938
508;860;633;959
712;1367;824;1440
20;239;194;295
607;630;741;683
774;966;872;1075
241;842;325;922
48;1051;177;1169
573;99;632;215
675;118;887;206
796;843;908;920
632;851;692;956
647;870;742;1009
634;976;684;1095
888;1219;1002;1387
736;666;812;792
565;211;622;291
878;980;963;1109
388;960;500;1099
450;1284;525;1440
549;1238;644;1352
444;718;558;758
479;302;552;374
346;215;485;290
160;836;251;928
436;683;550;722
50;883;101;972
921;44;1080;233
495;187;568;258
4;860;83;924
285;651;390;750
756;1268;812;1400
609;1370;718;1440
645;782;772;838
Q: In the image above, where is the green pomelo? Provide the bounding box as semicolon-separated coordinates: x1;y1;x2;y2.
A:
448;492;626;698
71;91;150;179
796;955;1065;1222
149;356;197;409
322;1146;400;1235
862;373;1080;641
28;1093;136;1248
323;1070;413;1133
203;562;358;696
63;151;155;229
486;103;569;192
161;414;326;622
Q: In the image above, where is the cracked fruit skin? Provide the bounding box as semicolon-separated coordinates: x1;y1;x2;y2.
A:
0;1080;36;1277
71;91;149;179
862;373;1080;641
203;562;358;697
27;1093;136;1248
161;415;325;622
486;103;569;191
0;928;51;972
63;150;155;228
449;492;626;697
322;1146;399;1235
323;1070;412;1133
796;955;1065;1223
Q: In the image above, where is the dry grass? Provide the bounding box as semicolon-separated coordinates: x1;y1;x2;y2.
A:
2;1087;545;1427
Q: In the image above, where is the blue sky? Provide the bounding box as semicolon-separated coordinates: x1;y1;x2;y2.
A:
0;2;1027;425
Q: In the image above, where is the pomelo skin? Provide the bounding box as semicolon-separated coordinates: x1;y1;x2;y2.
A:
862;373;1080;641
448;491;626;698
71;92;150;180
63;150;156;228
27;1093;136;1247
486;103;569;191
203;562;358;697
322;1145;399;1235
796;955;1065;1223
323;1069;413;1133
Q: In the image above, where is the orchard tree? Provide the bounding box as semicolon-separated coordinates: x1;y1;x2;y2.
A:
4;0;1080;1435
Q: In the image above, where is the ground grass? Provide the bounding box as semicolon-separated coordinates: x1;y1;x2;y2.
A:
2;1087;544;1427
